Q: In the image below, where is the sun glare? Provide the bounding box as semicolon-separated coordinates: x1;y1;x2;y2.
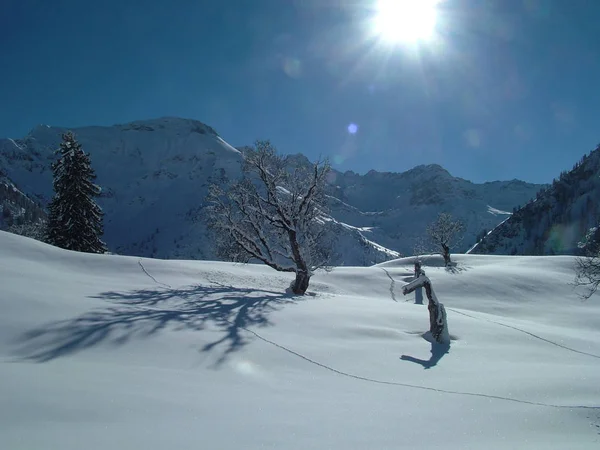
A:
373;0;439;43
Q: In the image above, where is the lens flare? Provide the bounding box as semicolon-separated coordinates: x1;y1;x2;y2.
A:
282;57;302;78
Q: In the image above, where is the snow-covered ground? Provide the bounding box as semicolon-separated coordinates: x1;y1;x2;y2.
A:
1;230;599;449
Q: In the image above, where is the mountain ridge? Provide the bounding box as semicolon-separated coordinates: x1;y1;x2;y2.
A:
0;117;545;264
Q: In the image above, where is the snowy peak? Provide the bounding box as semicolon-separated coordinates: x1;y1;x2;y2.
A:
116;117;220;138
284;153;313;168
402;163;453;179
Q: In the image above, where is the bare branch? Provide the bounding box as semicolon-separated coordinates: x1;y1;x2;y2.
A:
572;226;600;299
574;255;600;299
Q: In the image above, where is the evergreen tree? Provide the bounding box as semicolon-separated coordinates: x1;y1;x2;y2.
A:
45;132;107;253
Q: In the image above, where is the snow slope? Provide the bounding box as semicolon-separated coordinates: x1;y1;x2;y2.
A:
1;231;599;449
0;118;544;263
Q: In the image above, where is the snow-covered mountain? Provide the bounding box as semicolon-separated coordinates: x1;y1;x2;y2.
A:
470;144;600;255
326;164;545;257
0;117;543;264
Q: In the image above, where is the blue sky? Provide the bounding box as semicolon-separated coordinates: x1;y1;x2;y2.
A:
1;0;599;184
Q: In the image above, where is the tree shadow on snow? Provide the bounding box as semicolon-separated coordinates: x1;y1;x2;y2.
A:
445;261;469;274
13;283;304;365
400;333;450;369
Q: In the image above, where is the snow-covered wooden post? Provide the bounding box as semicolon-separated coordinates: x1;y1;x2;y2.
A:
414;261;424;305
402;273;450;344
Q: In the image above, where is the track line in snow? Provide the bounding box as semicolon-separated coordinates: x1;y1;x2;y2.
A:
135;263;599;410
446;307;600;360
235;320;599;410
380;268;398;302
138;259;172;289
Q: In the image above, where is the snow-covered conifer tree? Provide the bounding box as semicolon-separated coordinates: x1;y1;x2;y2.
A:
45;132;107;253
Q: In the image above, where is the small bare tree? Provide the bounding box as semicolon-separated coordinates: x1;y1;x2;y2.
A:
205;140;332;295
574;226;600;299
574;256;600;299
426;212;465;266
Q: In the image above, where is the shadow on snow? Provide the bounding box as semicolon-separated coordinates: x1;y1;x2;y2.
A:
14;283;305;365
445;261;470;274
400;332;450;369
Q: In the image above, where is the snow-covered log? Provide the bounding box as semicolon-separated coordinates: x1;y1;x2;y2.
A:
413;260;424;305
402;273;450;344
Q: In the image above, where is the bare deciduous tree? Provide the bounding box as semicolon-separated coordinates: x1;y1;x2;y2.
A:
574;226;600;299
574;256;600;299
426;212;465;266
205;140;333;295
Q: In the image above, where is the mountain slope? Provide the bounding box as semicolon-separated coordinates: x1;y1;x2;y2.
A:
0;171;46;235
0;117;544;264
327;164;543;256
1;230;599;449
1;118;246;257
470;144;600;255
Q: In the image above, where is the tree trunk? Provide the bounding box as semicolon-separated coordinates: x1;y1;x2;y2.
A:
423;282;447;342
292;269;310;295
288;228;311;295
402;274;450;344
427;293;437;332
442;244;451;266
414;261;424;305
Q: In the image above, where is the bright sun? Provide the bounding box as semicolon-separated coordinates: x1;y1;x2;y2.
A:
373;0;439;43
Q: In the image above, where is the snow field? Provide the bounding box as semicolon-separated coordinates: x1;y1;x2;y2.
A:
1;231;599;449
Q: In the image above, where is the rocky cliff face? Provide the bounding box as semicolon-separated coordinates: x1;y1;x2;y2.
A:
0;172;46;234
